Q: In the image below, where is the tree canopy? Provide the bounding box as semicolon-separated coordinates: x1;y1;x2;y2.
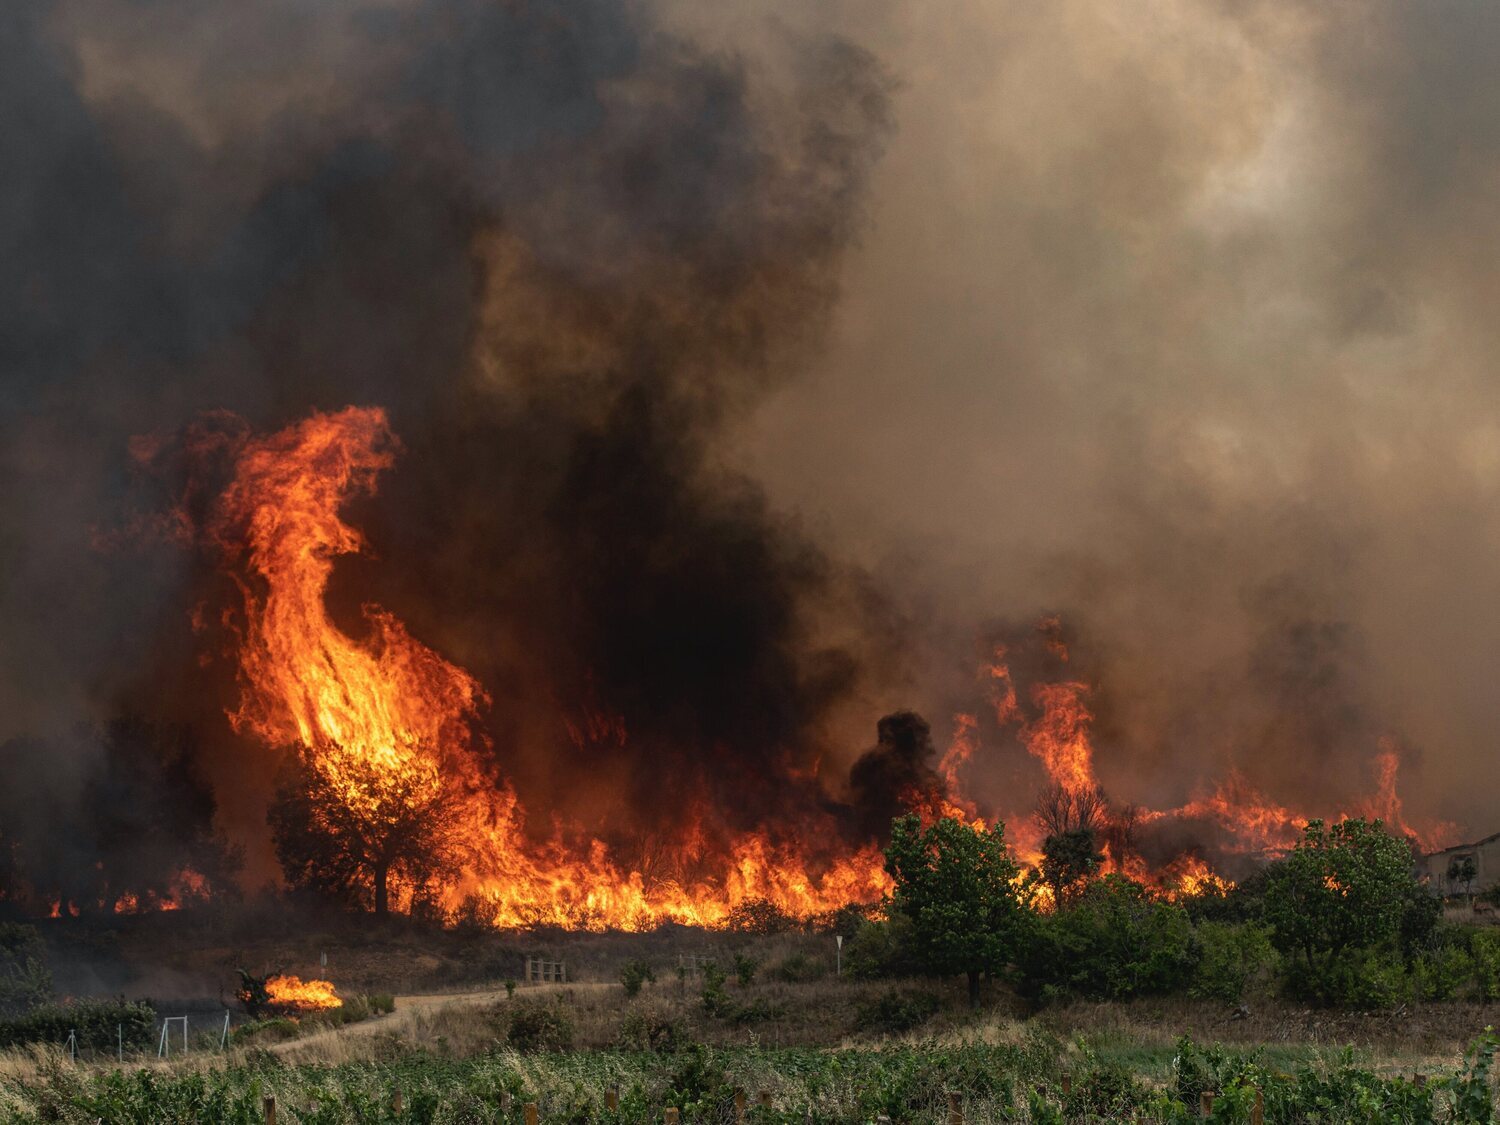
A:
1263;817;1430;990
883;814;1025;1005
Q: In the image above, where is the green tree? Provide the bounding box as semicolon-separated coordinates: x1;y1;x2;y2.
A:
1448;854;1479;902
1263;818;1423;997
0;924;51;1017
1040;827;1105;905
883;814;1025;1006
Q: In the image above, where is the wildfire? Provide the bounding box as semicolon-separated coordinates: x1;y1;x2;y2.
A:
266;975;342;1012
940;623;1458;902
165;406;1457;928
201;406;889;930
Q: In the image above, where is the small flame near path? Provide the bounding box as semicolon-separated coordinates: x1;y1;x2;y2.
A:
265;974;342;1012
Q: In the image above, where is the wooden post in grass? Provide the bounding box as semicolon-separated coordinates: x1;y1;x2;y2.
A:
262;1095;276;1125
501;1091;512;1114
757;1090;772;1108
1415;1073;1427;1088
1061;1074;1072;1098
392;1087;402;1114
523;1102;538;1125
947;1090;963;1123
606;1088;618;1112
1200;1090;1214;1116
1251;1087;1264;1125
733;1090;746;1122
664;1109;680;1124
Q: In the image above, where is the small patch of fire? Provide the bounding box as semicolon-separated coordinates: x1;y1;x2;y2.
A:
265;975;342;1013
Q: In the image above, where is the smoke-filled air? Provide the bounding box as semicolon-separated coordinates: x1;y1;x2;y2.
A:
1;0;1495;929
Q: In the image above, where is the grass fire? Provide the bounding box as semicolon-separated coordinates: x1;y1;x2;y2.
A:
4;0;1500;1120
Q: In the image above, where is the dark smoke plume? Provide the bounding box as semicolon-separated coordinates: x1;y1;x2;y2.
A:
0;0;899;893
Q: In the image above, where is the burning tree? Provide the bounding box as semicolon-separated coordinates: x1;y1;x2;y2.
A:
1035;782;1108;905
268;749;460;918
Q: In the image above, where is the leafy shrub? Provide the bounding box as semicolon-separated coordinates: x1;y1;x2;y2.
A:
843;916;917;979
700;960;731;1016
1018;876;1196;1001
725;897;797;934
772;952;828;983
620;959;656;997
368;992;396;1014
1190;921;1276;1003
449;892;496;933
855;990;941;1034
0;997;155;1051
0;924;52;1016
1469;930;1500;1001
504;1002;573;1052
616;1006;685;1052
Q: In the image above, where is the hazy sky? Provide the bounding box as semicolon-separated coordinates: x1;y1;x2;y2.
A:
696;1;1500;831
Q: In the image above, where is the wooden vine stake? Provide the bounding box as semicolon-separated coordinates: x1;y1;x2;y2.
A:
947;1090;964;1124
605;1088;618;1112
733;1089;746;1123
1251;1086;1264;1125
1200;1090;1215;1116
262;1095;276;1125
523;1103;539;1125
664;1109;680;1124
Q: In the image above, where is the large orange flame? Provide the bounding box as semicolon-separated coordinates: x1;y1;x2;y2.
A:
206;406;889;929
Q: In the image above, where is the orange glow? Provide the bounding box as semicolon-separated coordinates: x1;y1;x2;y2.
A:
204;406;890;929
266;975;342;1012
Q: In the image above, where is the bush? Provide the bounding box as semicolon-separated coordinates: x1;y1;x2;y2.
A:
0;924;52;1016
504;1002;573;1052
1018;876;1196;1001
368;993;396;1014
0;998;155;1051
855;990;941;1035
617;1006;686;1052
732;953;758;986
620;959;656;997
725;898;797;934
1190;922;1276;1003
772;952;828;984
843;917;917;980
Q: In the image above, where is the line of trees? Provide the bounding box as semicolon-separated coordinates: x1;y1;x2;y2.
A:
858;812;1476;1009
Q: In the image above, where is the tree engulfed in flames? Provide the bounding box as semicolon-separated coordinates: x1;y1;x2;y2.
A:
194;406;1456;928
204;406;890;930
265;974;342;1012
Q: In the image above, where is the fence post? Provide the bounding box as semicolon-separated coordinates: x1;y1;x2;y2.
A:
665;1109;680;1124
1200;1090;1215;1116
501;1091;512;1114
734;1089;746;1122
523;1102;539;1125
947;1090;963;1124
1061;1074;1072;1098
392;1087;403;1114
757;1090;772;1108
262;1094;276;1125
606;1088;619;1112
1251;1086;1264;1125
118;1023;123;1062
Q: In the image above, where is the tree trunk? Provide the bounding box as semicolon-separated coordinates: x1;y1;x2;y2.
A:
373;861;389;918
967;970;980;1008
